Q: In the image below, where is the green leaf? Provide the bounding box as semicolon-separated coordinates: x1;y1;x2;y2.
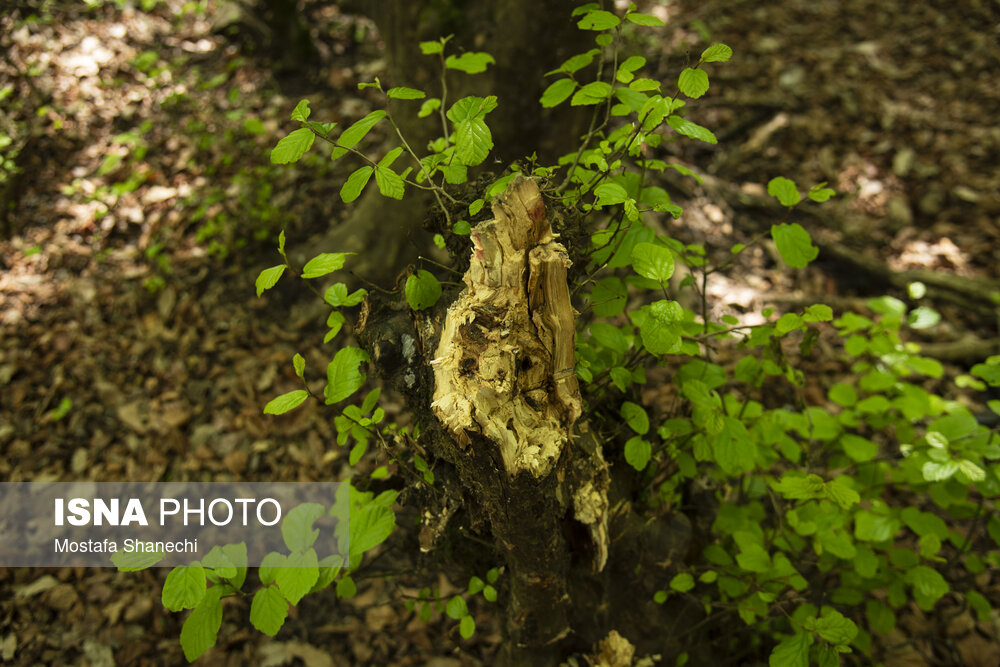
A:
626;11;665;26
292;353;305;378
590;277;627;317
813;607;858;646
678;68;709;98
468;576;485;595
624;436;651;471
420;40;443;55
255;265;285;297
282;502;325;551
341;166;374;203
620;401;650;435
670;572;695;592
578;9;620;30
556;48;600;74
540;78;576;108
594;182;628;206
325;347;370;405
387;86;426;100
290;99;311;122
571;81;613;106
469;199;484;216
957;459;985;482
630;299;684;355
446;595;468;620
418;98;441;118
767;177;801;207
840;434;877;462
162;566;207;612
906;565;949;610
667;115;717;144
700;43;733;63
460;614;476;639
250;586;288;637
771;223;818;268
445;52;495;74
199;547;237;580
907;306;941;329
275;548;319;604
336;575;357;599
332;110;386;159
179;586;223;661
270;127;315;164
447;96;498;166
405;270;442;311
808;182;836;202
483;584;497;602
736;543;771;573
263;390;308;415
824;477;860;509
769;631;811;667
350;502;395;557
631;242;675;281
112;547;166;571
302;252;351;279
324;283;367;308
375;162;405;200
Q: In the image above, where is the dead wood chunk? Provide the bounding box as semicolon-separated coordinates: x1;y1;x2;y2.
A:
589;630;635;667
431;176;582;479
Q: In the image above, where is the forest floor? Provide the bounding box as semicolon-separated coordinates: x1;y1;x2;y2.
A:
1;0;998;665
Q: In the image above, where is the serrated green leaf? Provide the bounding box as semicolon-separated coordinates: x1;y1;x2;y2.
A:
540;78;576;108
201;546;237;581
350;502;395;558
700;43;733;63
405;270;442;311
250;586;288;637
387;86;426;100
667;115;717;143
275;548;319;604
325;346;369;405
282;502;325;552
375;165;405;199
270;127;315;164
957;459;985;482
769;631;810;667
302;252;350;279
162;566;207;611
179;586;223;661
578;9;620;30
767;177;801;206
771;223;818;268
571;81;613;106
630;299;684;355
445;52;495;74
825;477;860;509
447;97;497;166
290;99;311;122
594;182;628;206
631;241;675;281
341;166;374;203
263;389;308;415
678;68;709;98
255;265;285;297
626;11;664;27
736;543;771;573
332;110;386;159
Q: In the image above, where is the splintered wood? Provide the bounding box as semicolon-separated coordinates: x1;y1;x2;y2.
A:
431;176;582;479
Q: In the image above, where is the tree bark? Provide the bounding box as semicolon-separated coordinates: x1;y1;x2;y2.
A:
357;177;698;665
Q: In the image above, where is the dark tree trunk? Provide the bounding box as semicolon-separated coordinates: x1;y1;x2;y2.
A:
313;0;591;285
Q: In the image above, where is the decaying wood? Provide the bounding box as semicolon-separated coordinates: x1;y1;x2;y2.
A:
431;175;582;479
